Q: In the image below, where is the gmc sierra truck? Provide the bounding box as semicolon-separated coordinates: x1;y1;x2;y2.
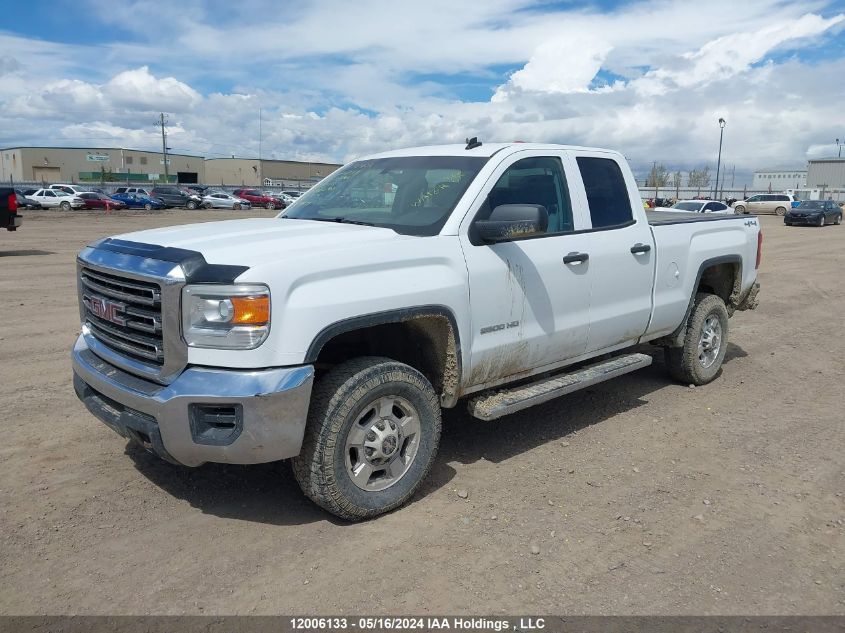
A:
72;142;761;520
1;187;23;231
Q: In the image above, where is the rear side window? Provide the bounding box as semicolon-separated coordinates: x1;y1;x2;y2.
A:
576;157;633;228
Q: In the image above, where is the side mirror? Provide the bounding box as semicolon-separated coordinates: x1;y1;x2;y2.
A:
476;204;548;242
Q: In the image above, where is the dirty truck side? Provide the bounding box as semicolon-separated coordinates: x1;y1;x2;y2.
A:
72;142;761;520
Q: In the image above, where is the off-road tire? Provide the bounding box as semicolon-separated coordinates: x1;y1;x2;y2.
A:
292;357;441;521
665;293;729;386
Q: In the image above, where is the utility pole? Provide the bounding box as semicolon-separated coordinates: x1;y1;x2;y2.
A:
714;117;726;200
158;112;169;183
258;108;262;187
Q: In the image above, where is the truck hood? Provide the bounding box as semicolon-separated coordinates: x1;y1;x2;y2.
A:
110;217;411;269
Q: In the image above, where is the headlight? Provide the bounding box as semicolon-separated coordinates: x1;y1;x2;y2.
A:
182;284;270;349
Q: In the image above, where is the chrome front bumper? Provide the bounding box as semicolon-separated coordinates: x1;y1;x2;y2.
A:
72;334;314;466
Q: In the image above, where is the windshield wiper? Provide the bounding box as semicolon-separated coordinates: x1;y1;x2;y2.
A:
305;217;377;227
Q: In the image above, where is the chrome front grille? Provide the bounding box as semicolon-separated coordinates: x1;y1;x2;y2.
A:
80;266;164;366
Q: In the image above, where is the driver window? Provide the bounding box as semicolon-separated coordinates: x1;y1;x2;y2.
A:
480;156;573;234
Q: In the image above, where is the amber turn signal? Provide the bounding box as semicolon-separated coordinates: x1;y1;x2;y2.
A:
230;296;270;325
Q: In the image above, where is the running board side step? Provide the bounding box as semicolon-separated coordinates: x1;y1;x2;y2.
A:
467;353;653;421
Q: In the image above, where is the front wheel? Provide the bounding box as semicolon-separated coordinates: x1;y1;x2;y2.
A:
735;205;746;214
266;201;276;210
818;214;825;227
835;214;842;225
775;206;787;216
665;293;729;386
292;357;442;521
186;201;197;210
60;201;71;211
144;203;152;210
233;203;241;210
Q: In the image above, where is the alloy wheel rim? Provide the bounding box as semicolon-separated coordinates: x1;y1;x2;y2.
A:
698;315;723;369
345;395;421;492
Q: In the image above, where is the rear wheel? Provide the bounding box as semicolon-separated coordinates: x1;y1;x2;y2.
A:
292;357;441;521
665;293;729;386
835;214;842;225
775;206;787;216
818;214;825;227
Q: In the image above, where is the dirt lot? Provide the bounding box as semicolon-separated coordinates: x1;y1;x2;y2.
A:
0;209;842;615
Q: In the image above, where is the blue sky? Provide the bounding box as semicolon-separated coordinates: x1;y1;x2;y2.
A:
1;0;844;181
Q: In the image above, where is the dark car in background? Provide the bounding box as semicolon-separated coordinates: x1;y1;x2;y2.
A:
149;186;203;209
784;200;843;227
14;189;41;209
110;192;167;210
78;192;128;210
0;187;22;231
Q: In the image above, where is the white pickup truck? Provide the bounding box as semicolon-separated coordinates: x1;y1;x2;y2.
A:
72;142;761;520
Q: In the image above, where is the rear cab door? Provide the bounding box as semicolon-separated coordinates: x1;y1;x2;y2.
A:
565;150;656;354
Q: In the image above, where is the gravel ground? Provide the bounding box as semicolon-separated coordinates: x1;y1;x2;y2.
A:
0;209;842;615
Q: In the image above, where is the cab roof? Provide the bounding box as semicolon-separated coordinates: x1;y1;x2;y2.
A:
360;142;614;160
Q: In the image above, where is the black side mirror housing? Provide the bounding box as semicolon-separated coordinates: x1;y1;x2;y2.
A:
476;204;549;242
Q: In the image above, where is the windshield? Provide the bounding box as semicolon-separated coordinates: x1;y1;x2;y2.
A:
671;202;702;211
281;156;488;236
797;201;823;209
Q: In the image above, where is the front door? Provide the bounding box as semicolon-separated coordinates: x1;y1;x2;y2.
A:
459;151;592;390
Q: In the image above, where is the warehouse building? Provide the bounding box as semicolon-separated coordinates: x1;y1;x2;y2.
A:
204;158;342;188
807;158;845;189
752;168;807;189
0;147;205;184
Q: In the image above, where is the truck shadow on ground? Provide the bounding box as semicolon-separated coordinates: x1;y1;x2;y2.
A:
0;249;55;257
126;342;746;526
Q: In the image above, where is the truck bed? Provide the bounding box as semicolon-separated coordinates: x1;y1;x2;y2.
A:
646;210;749;225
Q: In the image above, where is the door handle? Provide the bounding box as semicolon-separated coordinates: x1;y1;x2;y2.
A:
630;243;652;254
563;252;589;264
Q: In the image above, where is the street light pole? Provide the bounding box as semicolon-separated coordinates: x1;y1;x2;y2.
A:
837;138;842;158
714;117;726;200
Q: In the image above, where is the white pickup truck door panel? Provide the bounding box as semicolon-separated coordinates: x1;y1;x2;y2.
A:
459;150;592;389
565;151;655;353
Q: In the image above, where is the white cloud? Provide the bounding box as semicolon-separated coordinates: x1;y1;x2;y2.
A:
495;37;613;98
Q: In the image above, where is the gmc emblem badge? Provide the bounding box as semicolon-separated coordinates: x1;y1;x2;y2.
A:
84;294;127;326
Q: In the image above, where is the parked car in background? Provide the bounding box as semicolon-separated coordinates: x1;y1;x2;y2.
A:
150;186;203;209
281;190;303;199
784;200;843;226
233;188;282;209
14;189;41;209
262;191;288;209
49;184;91;196
732;193;792;215
0;187;22;231
110;192;166;210
114;187;152;196
184;185;209;196
201;191;252;210
29;189;85;210
77;192;127;211
654;200;733;215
